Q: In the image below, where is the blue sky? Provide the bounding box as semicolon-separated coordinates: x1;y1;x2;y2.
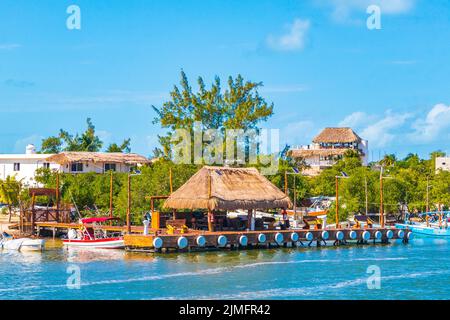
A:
1;0;449;161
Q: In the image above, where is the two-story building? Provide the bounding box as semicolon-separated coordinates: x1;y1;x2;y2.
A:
290;127;368;176
0;145;59;186
45;152;151;174
0;145;152;186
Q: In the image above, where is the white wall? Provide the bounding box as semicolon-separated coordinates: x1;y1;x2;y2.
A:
436;157;450;173
0;158;60;186
59;161;132;174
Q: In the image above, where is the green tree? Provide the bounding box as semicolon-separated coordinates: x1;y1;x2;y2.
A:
0;176;22;222
152;71;274;161
40;136;63;154
40;118;131;154
106;139;131;153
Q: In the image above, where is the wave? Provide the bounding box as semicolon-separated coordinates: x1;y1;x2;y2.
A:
0;257;410;294
163;270;449;300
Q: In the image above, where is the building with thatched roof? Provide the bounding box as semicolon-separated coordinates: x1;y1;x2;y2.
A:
290;127;368;176
164;166;291;211
46;151;152;174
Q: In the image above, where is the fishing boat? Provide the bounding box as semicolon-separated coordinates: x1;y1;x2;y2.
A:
63;217;125;249
0;232;46;251
395;211;450;238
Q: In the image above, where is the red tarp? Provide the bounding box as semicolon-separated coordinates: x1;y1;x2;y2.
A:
80;217;119;224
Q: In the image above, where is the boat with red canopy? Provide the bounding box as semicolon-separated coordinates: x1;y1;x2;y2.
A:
63;217;125;249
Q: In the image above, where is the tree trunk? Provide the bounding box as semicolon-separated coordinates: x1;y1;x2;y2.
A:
8;205;12;223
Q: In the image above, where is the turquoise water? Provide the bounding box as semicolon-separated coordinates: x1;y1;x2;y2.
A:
0;238;448;300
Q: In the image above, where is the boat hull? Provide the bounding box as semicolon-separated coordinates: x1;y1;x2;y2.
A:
1;238;45;251
63;237;125;249
21;239;45;251
396;223;450;237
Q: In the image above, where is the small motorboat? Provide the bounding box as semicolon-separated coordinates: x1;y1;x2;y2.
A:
396;211;450;238
1;232;45;251
63;217;125;249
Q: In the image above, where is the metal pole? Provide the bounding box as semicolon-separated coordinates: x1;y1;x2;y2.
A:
293;174;297;220
109;171;113;219
127;174;131;234
284;171;288;195
56;173;60;222
380;168;384;228
365;176;368;216
426;176;430;227
169;168;173;194
335;176;339;228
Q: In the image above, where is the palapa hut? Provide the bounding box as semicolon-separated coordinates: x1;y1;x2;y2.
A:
163;166;292;231
46;152;152;174
289;127;369;176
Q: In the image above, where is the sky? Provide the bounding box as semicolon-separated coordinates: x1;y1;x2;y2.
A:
0;0;449;161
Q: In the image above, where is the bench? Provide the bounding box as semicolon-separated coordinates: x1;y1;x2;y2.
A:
353;215;373;228
303;216;322;230
166;219;188;234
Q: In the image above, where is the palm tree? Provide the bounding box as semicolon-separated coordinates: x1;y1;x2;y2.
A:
0;176;22;222
380;154;397;167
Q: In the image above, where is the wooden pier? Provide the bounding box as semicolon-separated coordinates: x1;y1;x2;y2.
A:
124;227;412;252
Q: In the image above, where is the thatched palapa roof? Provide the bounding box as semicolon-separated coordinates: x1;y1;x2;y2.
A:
163;166;292;211
313;127;362;144
46;152;151;165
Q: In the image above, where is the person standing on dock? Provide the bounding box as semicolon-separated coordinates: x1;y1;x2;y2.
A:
282;209;290;229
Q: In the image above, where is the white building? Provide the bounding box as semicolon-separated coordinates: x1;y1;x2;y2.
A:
45;151;151;174
0;145;59;186
0;146;152;186
435;157;450;173
290;127;369;176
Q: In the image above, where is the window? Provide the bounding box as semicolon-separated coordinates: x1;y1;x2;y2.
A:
13;163;20;171
71;162;83;172
104;163;116;172
43;162;50;169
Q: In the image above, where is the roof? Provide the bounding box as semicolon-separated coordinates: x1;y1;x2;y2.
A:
45;152;151;165
289;148;349;158
163;166;292;211
313;127;362;144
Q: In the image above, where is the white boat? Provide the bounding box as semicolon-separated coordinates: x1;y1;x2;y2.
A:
63;237;125;249
63;217;124;249
20;239;46;251
1;237;45;251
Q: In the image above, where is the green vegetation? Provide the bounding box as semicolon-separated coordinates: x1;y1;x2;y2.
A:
151;71;274;160
0;176;22;222
40;118;131;154
2;72;449;227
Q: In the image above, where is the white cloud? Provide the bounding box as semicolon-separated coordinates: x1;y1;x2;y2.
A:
389;60;417;65
339;111;376;129
281;120;316;147
14;134;43;153
266;19;310;51
338;110;411;148
0;43;21;50
410;103;450;143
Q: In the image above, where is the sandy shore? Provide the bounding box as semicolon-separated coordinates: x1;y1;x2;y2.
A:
0;214;19;234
